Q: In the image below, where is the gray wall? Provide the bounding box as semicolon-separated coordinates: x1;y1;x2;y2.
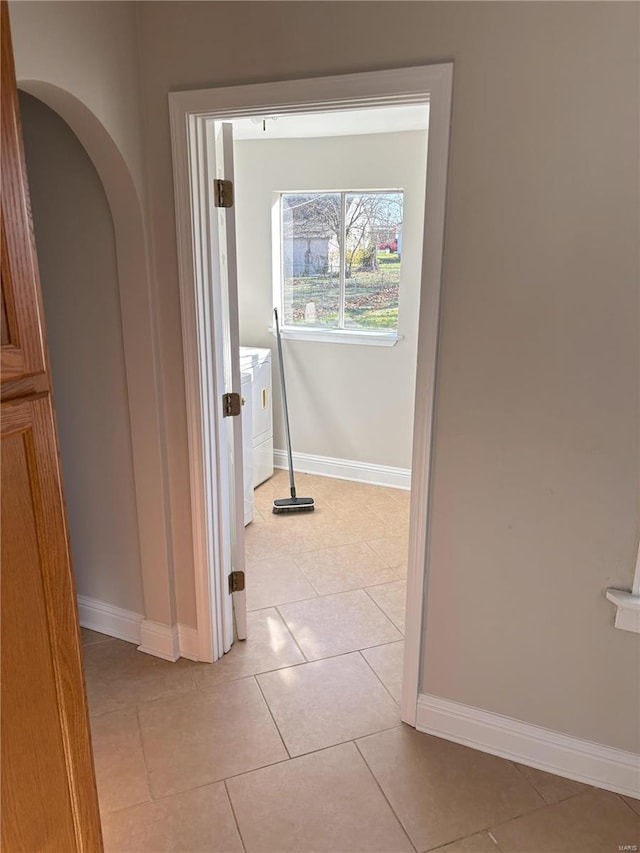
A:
20;92;145;615
137;0;640;753
235;131;427;470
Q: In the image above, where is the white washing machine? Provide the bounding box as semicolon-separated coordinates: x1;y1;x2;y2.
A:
239;346;274;489
240;369;254;526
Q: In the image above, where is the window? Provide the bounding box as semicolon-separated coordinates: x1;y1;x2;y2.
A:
277;190;404;342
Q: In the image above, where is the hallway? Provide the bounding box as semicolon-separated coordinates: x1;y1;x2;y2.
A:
85;472;639;852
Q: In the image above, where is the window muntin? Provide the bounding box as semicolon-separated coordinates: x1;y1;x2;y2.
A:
280;191;404;334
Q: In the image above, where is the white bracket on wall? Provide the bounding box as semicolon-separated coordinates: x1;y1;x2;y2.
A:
605;538;640;634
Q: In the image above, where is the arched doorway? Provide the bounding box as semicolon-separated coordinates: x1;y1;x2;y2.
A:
18;82;176;653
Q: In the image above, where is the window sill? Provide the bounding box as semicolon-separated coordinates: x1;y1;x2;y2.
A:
269;327;402;347
605;588;640;634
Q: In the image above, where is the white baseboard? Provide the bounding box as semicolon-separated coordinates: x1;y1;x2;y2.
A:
177;624;200;661
77;595;199;662
273;449;411;490
77;594;143;645
138;620;180;662
416;693;640;798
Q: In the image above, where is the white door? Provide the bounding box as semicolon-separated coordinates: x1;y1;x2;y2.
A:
209;120;247;645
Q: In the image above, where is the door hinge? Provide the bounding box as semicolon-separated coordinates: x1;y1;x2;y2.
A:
213;178;234;208
229;570;245;594
222;392;241;417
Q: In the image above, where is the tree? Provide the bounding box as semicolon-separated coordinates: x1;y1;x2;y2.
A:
282;191;403;279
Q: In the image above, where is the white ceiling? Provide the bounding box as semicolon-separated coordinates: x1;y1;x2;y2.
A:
230;103;429;141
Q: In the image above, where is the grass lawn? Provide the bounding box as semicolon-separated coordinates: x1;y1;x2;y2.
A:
285;256;401;330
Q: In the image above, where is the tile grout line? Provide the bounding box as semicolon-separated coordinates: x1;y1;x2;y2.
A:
618;793;640;817
252;674;292;760
105;642;402;713
286;574;407;600
289;554;325;597
223;779;248;853
353;738;418;853
357;648;401;708
133;704;153;804
478;786;602;844
421;827;505;853
279;723;405;764
509;760;570;812
274;603;309;662
247;593;319;614
362;584;406;636
101;752;299;818
510;760;549;805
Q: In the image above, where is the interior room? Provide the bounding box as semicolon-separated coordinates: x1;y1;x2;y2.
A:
232;105;428;627
3;2;639;852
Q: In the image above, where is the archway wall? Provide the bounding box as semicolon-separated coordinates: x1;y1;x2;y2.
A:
9;1;184;629
20;91;146;616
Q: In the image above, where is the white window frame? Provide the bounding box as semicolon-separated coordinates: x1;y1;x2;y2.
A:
272;189;405;347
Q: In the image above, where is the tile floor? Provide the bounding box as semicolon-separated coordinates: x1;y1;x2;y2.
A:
84;471;640;852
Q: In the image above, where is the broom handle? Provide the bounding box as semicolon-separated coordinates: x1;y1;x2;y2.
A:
273;308;296;499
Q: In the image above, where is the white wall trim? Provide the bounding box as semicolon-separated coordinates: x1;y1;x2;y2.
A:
169;63;454;720
77;594;143;645
138;620;180;662
605;588;640;634
605;538;640;634
77;594;200;661
177;624;200;661
273;448;411;490
417;693;640;798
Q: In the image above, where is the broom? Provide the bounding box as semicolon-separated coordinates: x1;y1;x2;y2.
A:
272;308;315;514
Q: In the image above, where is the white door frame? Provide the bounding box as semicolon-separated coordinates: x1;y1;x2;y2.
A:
169;64;453;725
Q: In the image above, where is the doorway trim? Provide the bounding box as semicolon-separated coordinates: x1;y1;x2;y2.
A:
169;64;453;724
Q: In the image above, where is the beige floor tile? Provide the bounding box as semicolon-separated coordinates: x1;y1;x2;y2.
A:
389;487;412;506
362;641;405;702
257;653;400;756
246;555;317;610
294;542;401;595
102;782;243;853
244;514;301;559
624;795;640;816
245;507;339;559
83;638;196;717
310;477;401;512
247;503;399;559
191;608;304;686
491;789;640;852
357;726;543;850
227;742;413;852
368;535;409;568
370;503;411;533
328;506;399;542
431;832;501;852
394;559;408;578
91;708;149;815
81;628;113;646
366;579;407;633
138;677;287;798
514;763;591;805
278;589;402;660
